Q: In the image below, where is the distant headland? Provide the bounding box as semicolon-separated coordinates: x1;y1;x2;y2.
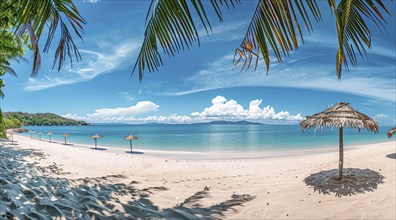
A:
4;112;89;126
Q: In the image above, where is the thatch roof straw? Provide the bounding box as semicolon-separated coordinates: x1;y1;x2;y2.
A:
47;132;53;135
62;133;70;137
387;127;396;138
124;135;138;140
90;134;103;139
300;102;378;133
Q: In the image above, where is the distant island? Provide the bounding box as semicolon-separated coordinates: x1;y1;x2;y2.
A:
4;112;89;126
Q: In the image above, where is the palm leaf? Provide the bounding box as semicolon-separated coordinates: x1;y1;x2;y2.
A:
233;0;322;73
332;0;390;79
11;0;86;77
133;0;240;81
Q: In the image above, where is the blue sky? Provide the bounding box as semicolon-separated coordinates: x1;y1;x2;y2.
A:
2;0;395;125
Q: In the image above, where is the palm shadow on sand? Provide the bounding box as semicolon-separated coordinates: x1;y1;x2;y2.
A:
386;153;396;159
0;144;255;219
304;168;384;197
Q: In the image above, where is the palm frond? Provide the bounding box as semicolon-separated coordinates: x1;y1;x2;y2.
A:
12;0;86;77
333;0;390;79
0;79;4;99
233;0;322;73
133;0;240;81
3;66;17;77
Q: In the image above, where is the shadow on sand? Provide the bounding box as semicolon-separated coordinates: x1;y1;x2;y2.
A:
0;143;255;219
386;153;396;159
89;147;107;151
125;151;144;155
304;168;384;197
62;143;74;146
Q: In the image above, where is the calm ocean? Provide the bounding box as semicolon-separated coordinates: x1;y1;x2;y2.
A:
22;124;394;152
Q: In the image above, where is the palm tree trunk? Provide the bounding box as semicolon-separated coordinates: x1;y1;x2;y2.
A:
338;127;344;180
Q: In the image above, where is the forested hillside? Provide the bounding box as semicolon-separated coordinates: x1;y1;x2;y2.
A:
4;112;89;126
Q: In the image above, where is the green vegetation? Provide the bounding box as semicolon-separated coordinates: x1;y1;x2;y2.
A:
4;117;22;129
4;112;88;126
0;109;6;138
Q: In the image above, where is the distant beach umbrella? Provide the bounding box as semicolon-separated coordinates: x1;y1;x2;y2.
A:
47;132;53;142
90;134;103;150
124;135;138;153
62;133;70;145
9;131;14;144
300;102;378;180
29;130;35;138
387;127;396;138
38;132;43;141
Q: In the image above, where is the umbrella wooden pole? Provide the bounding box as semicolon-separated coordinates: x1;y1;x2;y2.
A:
129;140;133;153
94;139;97;150
338;127;344;180
64;137;67;145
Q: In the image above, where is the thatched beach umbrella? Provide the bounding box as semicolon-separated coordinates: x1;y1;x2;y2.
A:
387;127;396;138
47;132;53;142
38;132;43;141
29;130;35;138
124;135;138;153
62;133;70;145
9;131;14;144
90;134;103;150
300;102;378;180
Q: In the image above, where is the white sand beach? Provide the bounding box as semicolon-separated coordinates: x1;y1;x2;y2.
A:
1;133;395;219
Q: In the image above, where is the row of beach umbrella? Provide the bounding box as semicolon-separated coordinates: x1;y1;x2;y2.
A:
12;102;396;181
27;131;138;153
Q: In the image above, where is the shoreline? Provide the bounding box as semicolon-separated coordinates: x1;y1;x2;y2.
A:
14;132;394;160
2;132;395;219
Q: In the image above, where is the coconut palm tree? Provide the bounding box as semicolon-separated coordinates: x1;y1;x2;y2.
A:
133;0;391;80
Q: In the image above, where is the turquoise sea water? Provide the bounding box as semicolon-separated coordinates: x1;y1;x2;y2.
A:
22;124;394;152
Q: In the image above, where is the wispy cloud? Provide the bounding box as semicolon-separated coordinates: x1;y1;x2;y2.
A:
154;33;396;103
24;40;138;91
63;96;302;124
118;92;135;101
199;20;249;43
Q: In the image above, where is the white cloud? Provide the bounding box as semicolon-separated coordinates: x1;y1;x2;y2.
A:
84;0;100;3
25;40;138;91
191;96;302;121
373;114;395;126
87;101;159;119
63;96;302;124
374;113;390;122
